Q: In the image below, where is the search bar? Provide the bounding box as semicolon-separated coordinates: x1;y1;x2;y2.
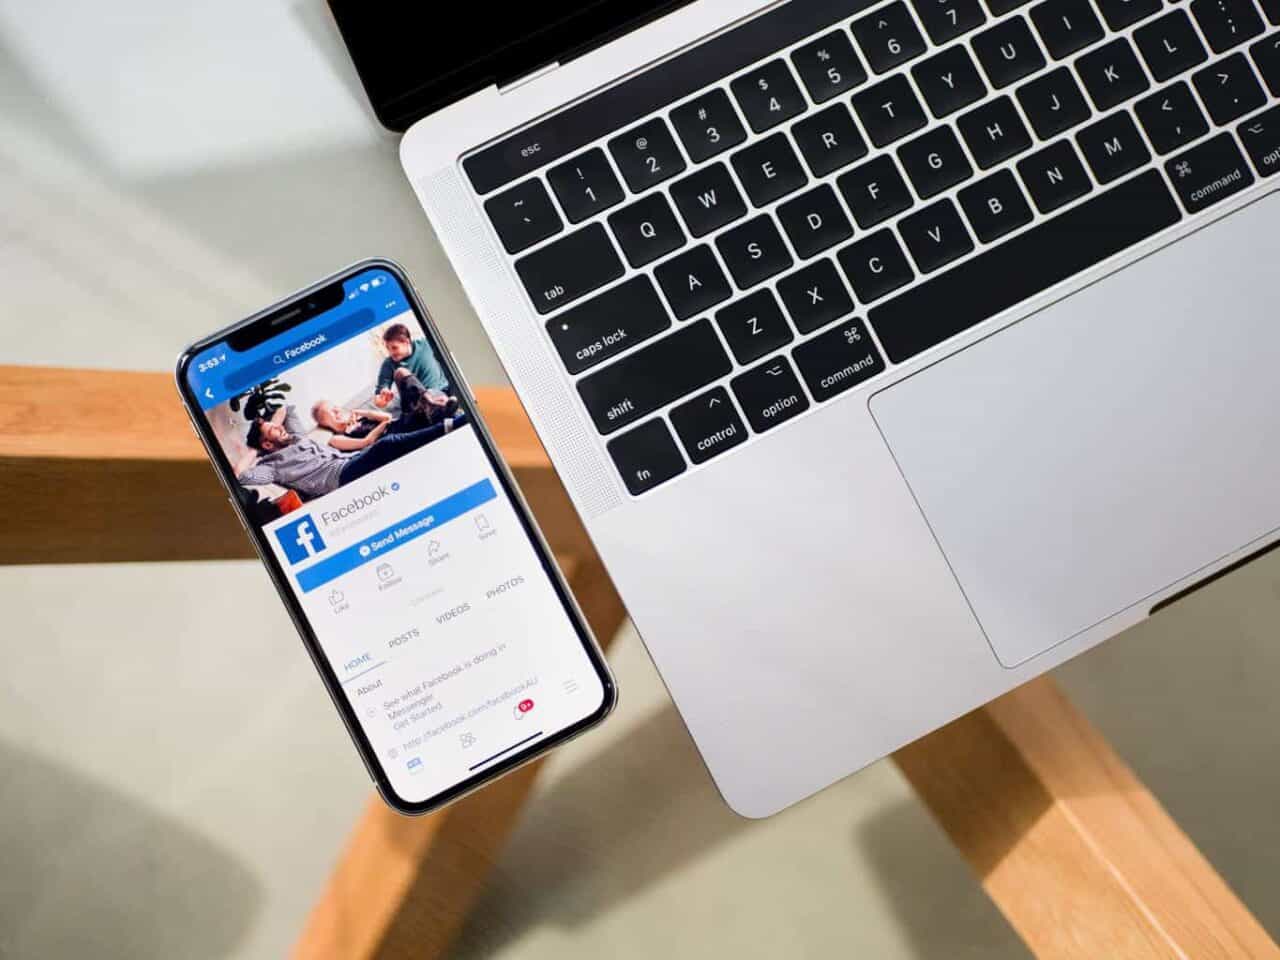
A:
223;308;375;394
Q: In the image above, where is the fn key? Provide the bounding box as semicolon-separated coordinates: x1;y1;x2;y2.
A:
607;420;686;495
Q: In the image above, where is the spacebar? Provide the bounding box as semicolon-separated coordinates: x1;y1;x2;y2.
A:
868;171;1182;364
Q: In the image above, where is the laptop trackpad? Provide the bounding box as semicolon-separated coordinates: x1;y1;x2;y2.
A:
870;194;1280;667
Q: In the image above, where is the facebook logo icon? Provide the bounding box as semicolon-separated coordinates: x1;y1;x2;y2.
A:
275;516;326;564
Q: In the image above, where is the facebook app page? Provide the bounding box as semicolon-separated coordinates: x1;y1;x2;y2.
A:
267;426;603;802
188;271;605;803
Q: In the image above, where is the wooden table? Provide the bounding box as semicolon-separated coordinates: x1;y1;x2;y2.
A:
2;364;1275;960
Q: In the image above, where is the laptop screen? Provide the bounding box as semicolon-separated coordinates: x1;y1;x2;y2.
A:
329;0;698;131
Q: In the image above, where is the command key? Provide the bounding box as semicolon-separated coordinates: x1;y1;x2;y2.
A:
1165;132;1256;213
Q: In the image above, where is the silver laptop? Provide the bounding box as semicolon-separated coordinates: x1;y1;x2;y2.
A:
332;0;1280;816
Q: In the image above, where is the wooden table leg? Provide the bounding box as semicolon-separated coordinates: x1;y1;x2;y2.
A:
4;365;1274;959
894;676;1279;959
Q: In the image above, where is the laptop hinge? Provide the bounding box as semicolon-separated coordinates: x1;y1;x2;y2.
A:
498;61;562;93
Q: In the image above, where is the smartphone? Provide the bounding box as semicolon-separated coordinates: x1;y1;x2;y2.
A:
176;259;615;814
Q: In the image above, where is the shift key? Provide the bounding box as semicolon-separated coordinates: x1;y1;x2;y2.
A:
515;223;624;314
577;320;732;434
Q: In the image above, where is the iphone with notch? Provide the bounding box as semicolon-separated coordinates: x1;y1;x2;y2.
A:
176;260;615;813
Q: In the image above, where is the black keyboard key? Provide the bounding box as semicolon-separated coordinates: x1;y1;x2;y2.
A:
730;357;811;432
547;148;624;223
731;133;809;207
1030;0;1104;59
852;2;928;73
607;119;687;193
1262;0;1280;23
899;198;976;272
715;215;794;288
730;59;807;132
958;169;1035;241
777;184;855;258
1017;139;1093;212
1095;0;1162;30
898;125;975;197
607;419;686;494
912;45;988;117
1135;11;1209;82
852;74;929;146
1017;67;1092;138
1076;38;1151;110
670;163;748;237
654;245;732;320
777;258;857;332
792;104;870;177
958;95;1034;167
608;193;685;268
1193;53;1268;123
1239;105;1280;176
837;229;916;301
792;317;886;400
516;223;623;314
987;0;1034;17
547;276;672;374
577;319;732;434
869;170;1181;362
910;0;988;44
1165;131;1256;211
1191;0;1265;51
1135;82;1211;152
791;30;869;102
1253;33;1280;93
670;387;749;464
715;289;795;363
670;89;748;162
1076;111;1151;182
973;17;1048;88
484;179;563;254
837;154;915;227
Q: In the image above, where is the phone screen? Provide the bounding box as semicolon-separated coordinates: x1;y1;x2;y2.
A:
182;265;612;809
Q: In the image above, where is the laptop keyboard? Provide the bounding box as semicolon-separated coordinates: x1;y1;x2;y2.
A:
464;0;1280;496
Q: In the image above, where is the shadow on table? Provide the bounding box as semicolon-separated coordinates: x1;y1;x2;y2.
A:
0;739;261;960
451;704;751;956
450;697;1033;959
853;797;1031;960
